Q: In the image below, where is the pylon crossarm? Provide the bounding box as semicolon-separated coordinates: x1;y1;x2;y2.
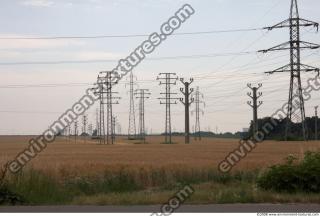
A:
264;19;290;30
259;41;291;53
299;41;320;49
247;101;253;108
300;64;320;75
179;98;185;105
264;64;291;74
298;18;319;30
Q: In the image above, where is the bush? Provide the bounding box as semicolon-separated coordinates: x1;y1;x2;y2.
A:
0;163;24;205
257;151;320;193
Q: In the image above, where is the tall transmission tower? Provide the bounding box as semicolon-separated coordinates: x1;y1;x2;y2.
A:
157;73;179;144
93;76;106;144
247;84;263;137
74;120;78;144
315;106;318;140
179;78;194;144
88;123;93;137
112;116;117;143
101;71;121;145
192;87;205;140
135;89;151;143
95;107;99;138
259;0;319;141
127;71;138;140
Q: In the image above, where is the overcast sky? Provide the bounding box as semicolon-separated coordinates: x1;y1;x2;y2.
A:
0;0;319;135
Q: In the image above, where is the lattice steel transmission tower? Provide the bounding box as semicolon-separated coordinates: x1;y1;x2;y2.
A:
247;84;263;137
127;71;138;140
82;113;88;143
179;78;194;144
192;87;205;140
74;120;78;144
93;76;106;144
112;116;116;143
157;73;179;144
259;0;319;140
101;71;121;145
135;89;151;143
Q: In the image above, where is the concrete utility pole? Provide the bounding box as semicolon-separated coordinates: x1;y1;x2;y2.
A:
157;73;179;144
127;71;138;140
192;87;205;140
179;78;194;144
135;89;151;143
315;106;318;140
259;0;319;141
247;83;263;137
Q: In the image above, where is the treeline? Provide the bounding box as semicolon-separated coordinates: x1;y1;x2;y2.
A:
248;117;320;141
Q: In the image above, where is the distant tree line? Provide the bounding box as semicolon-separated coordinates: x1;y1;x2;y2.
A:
247;117;320;141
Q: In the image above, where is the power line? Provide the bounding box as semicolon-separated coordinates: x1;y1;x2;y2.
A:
0;51;256;66
0;28;264;40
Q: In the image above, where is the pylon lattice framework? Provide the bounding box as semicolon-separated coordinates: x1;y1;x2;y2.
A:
191;86;205;140
157;73;179;144
259;0;319;140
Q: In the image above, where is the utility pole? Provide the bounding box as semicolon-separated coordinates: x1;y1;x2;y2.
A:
101;71;121;145
135;89;151;143
74;120;78;144
82;113;88;143
192;87;205;140
259;0;319;141
157;73;179;144
179;78;194;144
247;83;263;137
127;71;138;140
315;106;318;140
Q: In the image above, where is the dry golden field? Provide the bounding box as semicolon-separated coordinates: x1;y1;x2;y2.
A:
0;135;319;176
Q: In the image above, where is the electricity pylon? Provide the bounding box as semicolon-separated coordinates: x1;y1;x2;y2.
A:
93;76;106;144
126;71;138;140
157;73;179;144
179;78;194;144
259;0;319;141
101;71;121;145
74;120;78;144
82;113;88;143
112;116;116;143
247;83;263;137
191;87;205;140
135;89;151;143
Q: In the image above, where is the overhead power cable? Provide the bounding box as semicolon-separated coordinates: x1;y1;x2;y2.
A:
0;28;264;40
0;51;256;66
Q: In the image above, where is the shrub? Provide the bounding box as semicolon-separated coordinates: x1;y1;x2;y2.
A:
0;163;24;205
257;151;320;193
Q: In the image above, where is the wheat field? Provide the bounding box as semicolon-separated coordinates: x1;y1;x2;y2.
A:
0;135;319;177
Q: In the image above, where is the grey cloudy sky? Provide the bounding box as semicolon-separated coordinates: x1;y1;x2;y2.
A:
0;0;319;135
